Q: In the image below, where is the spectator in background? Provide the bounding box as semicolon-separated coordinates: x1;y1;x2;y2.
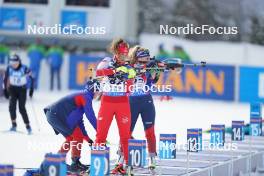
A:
156;44;169;61
47;42;64;91
0;39;9;97
171;45;191;62
27;38;45;89
0;44;9;65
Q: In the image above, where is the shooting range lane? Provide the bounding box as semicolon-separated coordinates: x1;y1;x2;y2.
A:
107;134;264;175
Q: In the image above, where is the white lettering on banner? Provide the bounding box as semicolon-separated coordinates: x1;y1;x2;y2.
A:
258;73;264;98
27;25;37;34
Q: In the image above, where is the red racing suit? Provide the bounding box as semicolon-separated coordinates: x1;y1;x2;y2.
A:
95;57;134;164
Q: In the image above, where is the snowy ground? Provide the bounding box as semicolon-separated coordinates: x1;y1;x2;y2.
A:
0;91;251;175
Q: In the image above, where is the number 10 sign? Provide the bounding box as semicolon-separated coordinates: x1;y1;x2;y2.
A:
128;139;147;167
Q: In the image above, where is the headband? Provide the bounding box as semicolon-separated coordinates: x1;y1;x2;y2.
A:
136;50;150;58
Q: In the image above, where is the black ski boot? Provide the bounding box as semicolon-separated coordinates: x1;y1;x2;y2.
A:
70;158;89;173
10;122;17;132
26;124;32;135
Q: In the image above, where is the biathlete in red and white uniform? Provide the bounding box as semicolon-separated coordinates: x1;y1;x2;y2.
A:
95;38;136;174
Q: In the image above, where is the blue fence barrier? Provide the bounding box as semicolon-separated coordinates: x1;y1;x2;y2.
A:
68;55;101;89
239;66;264;103
67;55;264;103
154;64;235;101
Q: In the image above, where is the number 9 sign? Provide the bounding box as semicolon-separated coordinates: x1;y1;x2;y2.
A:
91;147;109;176
42;153;67;176
48;165;57;176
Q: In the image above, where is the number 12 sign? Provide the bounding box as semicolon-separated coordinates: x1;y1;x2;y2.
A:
187;129;199;152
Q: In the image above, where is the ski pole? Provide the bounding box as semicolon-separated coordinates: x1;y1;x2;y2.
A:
29;98;41;132
14;167;36;170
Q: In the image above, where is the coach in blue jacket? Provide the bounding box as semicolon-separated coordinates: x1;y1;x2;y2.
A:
44;79;98;172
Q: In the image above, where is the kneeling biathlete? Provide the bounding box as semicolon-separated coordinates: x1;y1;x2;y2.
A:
43;79;98;172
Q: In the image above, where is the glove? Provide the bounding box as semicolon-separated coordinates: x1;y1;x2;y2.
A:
84;136;94;146
116;66;128;73
29;88;34;98
127;68;136;78
146;60;158;68
146;60;161;74
3;89;9;99
114;66;128;81
115;66;136;80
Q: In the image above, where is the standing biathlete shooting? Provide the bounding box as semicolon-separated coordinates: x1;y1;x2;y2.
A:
95;38;136;175
128;46;162;171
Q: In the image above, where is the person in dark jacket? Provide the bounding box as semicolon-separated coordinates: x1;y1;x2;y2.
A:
3;54;34;134
43;79;98;172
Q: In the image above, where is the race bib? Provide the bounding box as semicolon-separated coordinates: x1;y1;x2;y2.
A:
130;76;148;96
9;72;27;86
101;78;126;96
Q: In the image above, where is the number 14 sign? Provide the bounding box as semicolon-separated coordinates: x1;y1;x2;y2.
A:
232;121;244;141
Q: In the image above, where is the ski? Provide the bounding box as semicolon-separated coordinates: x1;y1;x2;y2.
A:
0;130;25;134
148;167;157;176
